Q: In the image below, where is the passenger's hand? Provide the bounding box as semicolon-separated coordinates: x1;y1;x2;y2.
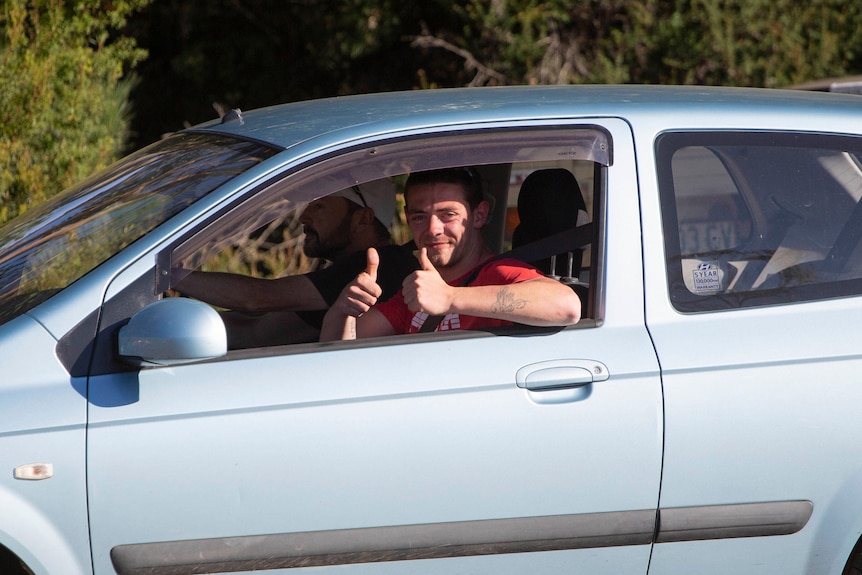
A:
402;248;454;315
332;248;382;317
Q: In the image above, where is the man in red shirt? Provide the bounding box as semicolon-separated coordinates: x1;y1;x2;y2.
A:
321;167;581;340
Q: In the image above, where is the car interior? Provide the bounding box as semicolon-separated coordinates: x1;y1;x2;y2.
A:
163;128;607;347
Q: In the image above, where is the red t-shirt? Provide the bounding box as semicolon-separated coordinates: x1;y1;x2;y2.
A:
375;258;544;334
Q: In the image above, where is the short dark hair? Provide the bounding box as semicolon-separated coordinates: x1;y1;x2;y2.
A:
404;167;484;210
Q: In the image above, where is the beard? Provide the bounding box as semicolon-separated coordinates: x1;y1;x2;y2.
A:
422;238;459;269
302;214;353;260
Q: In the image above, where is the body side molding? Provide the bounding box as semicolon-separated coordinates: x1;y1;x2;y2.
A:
111;501;812;575
655;500;813;543
112;510;656;575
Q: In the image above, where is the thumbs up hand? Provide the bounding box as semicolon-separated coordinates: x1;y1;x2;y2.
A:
402;248;454;315
333;248;383;318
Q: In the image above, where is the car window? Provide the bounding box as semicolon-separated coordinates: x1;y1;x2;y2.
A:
658;131;862;312
0;132;278;327
164;127;606;348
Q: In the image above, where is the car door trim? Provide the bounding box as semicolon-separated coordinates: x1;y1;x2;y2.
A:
655;500;813;543
110;501;811;574
111;510;655;574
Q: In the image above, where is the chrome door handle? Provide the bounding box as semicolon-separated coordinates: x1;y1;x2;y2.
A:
516;360;609;391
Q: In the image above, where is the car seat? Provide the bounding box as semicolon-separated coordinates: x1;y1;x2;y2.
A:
511;168;590;284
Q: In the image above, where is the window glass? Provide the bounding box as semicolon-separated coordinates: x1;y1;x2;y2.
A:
0;132;278;326
658;131;862;312
672;147;752;255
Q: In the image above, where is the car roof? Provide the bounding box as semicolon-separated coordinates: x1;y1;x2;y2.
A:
190;84;862;150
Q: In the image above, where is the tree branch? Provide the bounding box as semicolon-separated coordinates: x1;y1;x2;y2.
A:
410;29;506;87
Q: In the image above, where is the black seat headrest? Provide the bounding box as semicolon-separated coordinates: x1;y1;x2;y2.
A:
513;169;586;248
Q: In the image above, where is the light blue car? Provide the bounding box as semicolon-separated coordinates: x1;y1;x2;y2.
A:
2;85;862;575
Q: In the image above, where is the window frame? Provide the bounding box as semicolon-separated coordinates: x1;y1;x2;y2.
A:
158;125;610;350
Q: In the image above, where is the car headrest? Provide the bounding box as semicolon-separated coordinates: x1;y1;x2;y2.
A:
512;168;587;248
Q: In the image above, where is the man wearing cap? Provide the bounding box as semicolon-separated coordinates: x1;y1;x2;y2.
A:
175;179;417;348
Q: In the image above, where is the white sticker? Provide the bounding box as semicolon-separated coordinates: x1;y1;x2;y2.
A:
691;261;722;294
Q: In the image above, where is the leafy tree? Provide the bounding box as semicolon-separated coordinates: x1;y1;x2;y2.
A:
8;0;861;225
412;0;862;88
621;0;862;87
0;0;150;224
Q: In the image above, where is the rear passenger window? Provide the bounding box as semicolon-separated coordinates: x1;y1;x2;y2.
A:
657;131;862;312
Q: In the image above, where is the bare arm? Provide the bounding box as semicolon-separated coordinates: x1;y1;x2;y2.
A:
321;307;396;341
401;249;581;327
442;276;580;326
174;271;327;312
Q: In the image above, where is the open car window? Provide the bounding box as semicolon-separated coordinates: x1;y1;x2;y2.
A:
163;127;608;348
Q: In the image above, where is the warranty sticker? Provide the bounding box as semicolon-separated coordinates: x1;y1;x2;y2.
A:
692;261;722;294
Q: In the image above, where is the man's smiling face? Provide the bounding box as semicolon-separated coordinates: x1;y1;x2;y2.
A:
405;182;488;275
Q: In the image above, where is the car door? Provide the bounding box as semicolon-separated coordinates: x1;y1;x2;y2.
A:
644;130;862;575
86;120;663;575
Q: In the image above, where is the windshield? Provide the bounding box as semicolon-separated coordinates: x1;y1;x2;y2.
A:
0;132;279;326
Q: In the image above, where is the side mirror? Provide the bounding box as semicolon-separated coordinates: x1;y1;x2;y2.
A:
118;298;227;367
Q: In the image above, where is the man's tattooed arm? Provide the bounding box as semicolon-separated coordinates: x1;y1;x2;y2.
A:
490;285;528;314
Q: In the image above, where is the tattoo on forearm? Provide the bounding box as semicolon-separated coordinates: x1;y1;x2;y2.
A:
491;286;528;314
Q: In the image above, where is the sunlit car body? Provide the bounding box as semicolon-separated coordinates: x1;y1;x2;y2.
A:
2;85;862;575
791;74;862;94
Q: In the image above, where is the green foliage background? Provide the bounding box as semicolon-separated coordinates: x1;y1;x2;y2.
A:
0;0;149;223
2;0;862;226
